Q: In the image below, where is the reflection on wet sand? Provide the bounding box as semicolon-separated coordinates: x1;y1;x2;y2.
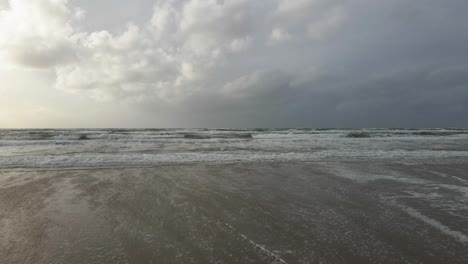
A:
1;162;467;263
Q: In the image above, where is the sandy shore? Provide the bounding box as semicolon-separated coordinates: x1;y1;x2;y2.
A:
1;162;467;263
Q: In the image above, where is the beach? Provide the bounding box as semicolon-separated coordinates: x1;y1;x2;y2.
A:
1;161;468;263
1;128;468;263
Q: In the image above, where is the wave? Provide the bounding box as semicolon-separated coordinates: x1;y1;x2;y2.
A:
346;132;372;138
183;133;253;139
2;150;468;169
1;128;467;142
78;135;89;140
345;130;468;138
410;131;465;136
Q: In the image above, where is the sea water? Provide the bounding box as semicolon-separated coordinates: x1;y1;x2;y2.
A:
1;128;467;169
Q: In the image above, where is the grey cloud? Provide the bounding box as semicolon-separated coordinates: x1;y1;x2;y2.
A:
1;0;467;127
160;65;468;128
332;66;468;127
9;39;76;68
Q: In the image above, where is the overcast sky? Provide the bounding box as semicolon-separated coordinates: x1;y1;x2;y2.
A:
0;0;467;128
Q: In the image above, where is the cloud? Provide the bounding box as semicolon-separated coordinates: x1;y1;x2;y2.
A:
0;0;344;101
269;28;291;44
0;0;78;68
56;0;262;101
273;0;346;40
0;0;467;127
307;6;345;40
329;66;468;127
182;65;468;128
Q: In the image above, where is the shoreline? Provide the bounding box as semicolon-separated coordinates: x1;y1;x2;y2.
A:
2;158;468;172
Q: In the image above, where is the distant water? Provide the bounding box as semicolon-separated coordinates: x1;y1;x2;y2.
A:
1;128;468;169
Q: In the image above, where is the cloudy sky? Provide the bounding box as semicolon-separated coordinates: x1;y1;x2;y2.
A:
0;0;467;128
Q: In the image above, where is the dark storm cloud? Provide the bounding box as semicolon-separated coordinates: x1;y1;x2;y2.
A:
169;65;467;128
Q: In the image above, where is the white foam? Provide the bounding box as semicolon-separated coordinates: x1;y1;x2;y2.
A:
397;205;468;243
326;163;427;184
1;149;468;169
438;184;468;199
430;171;468;184
223;222;288;264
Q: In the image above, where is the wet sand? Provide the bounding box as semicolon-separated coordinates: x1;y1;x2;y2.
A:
1;162;467;263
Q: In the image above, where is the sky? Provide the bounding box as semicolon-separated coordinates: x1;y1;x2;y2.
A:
0;0;467;128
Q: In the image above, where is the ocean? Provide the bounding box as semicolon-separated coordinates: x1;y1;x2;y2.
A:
1;128;468;168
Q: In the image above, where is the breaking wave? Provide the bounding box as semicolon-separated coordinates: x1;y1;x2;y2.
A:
344;129;468;138
183;133;253;139
346;132;372;138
